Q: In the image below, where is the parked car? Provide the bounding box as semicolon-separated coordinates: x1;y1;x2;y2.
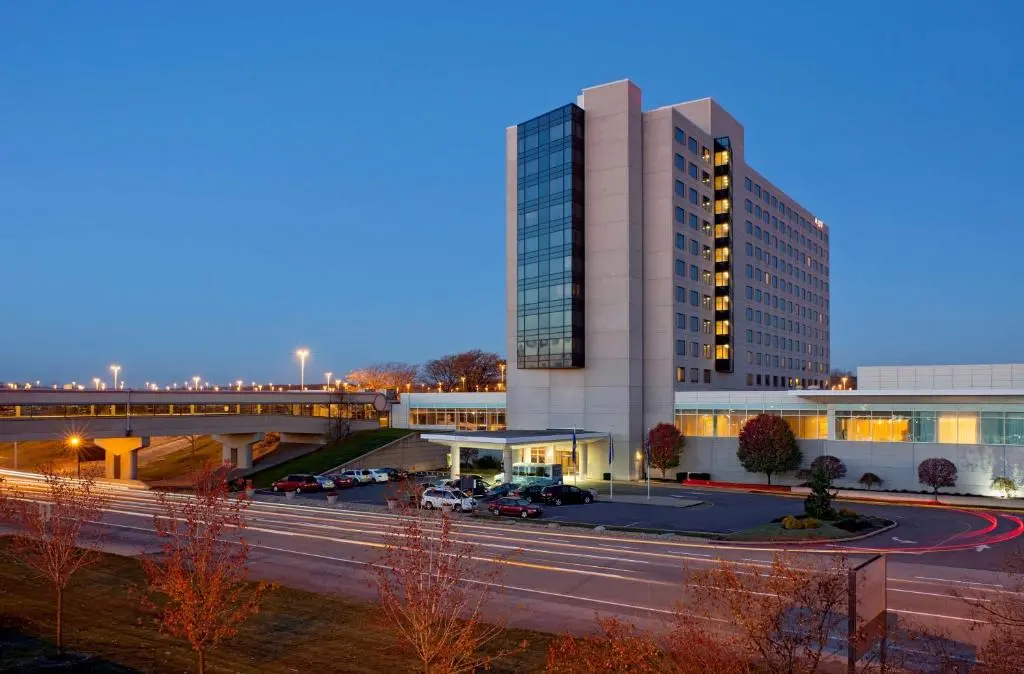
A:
342;469;375;485
487;497;543;519
326;473;357;489
420;488;477;512
367;468;390;483
379;467;408;481
513;484;546;503
272;474;320;493
540;484;594;506
482;482;518;501
315;475;336;490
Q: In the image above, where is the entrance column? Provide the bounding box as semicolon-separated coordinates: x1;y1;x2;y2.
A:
450;445;461;479
580;442;588;478
502;448;514;480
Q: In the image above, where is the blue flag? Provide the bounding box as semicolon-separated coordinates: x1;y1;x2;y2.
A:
571;427;578;466
608;434;614;466
644;430;651;468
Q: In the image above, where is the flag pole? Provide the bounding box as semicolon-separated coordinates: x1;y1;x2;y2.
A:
608;427;614;502
645;427;651;500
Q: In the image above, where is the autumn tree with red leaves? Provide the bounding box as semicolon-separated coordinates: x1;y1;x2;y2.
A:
0;465;107;655
141;464;270;674
647;423;685;479
370;506;524;673
917;457;957;495
736;414;802;484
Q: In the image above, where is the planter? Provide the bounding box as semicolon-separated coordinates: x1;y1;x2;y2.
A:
285;491;296;500
602;472;611;481
676;472;688;482
327;494;338;505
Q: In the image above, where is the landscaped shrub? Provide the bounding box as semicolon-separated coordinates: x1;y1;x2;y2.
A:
800;517;820;529
992;476;1017;498
688;472;711;481
835;518;874;533
809;455;847;481
676;472;688;482
838;508;858;519
782;516;801;530
918;458;958;494
804;469;837;520
858;472;883;490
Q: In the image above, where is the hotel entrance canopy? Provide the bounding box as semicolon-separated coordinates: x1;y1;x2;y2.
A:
420;429;609;479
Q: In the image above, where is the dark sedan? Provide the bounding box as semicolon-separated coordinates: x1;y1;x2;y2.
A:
326;473;357;489
481;483;518;501
540;484;593;506
487;497;543;519
513;484;546;503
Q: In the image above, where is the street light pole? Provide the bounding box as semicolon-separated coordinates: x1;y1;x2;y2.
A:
110;364;120;391
296;348;310;390
325;372;333;390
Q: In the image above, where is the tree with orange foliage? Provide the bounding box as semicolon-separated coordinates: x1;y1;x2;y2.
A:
0;464;107;655
370;506;524;673
687;552;849;673
545;616;669;673
141;464;270;674
647;423;685;479
956;549;1024;673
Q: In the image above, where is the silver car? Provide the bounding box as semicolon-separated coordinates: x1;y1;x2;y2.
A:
315;475;336;490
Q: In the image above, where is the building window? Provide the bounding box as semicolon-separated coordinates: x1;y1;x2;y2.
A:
745;329;753;343
689;316;699;332
675;153;685;171
676;232;685;249
746;351;754;364
690;290;699;306
702;319;712;335
703;344;712;359
689;188;699;205
676;313;685;329
688;136;698;154
675;260;685;276
675;286;684;302
690;341;698;356
676;340;686;356
744;199;753;213
744;177;752;191
689;163;698;179
676;366;685;382
690;367;698;383
675;127;685;144
675;180;685;197
675;207;685;224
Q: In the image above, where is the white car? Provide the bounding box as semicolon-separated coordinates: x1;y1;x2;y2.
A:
367;469;390;483
421;488;477;513
342;469;374;485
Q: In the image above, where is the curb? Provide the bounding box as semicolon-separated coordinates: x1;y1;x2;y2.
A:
718;519;898;546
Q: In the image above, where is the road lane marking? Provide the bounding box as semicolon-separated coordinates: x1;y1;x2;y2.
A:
890;609;988;624
912;576;1004;588
889;588;990;602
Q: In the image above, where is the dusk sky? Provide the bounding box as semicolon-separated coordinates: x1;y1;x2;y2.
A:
3;2;1022;386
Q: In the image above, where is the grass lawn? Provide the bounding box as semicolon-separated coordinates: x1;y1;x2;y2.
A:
725;516;892;542
248;428;410;488
0;540;551;673
138;436;226;482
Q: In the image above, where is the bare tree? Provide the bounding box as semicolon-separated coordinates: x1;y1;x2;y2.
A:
325;389;353;444
418;350;503;391
957;549;1024;672
687;552;849;673
370;507;525;672
141;464;270;674
0;464;107;655
345;362;418;391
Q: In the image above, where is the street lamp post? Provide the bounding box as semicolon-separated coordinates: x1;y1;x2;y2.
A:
109;365;121;391
192;376;200;392
500;363;506;390
68;435;82;478
236;380;243;391
325;372;333;390
460;376;466;391
93;377;100;390
296;348;310;390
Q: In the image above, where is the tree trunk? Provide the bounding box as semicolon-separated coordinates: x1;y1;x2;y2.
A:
56;586;63;655
766;472;772;485
197;648;205;674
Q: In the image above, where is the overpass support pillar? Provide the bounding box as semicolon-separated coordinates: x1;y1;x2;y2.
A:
213;433;264;470
95;437;150;481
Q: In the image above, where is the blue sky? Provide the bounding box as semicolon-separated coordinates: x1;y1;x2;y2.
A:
2;1;1022;385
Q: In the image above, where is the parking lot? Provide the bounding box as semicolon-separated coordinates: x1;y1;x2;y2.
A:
255;475;803;534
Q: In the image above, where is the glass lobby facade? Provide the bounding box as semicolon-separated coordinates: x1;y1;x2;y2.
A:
675;402;1024;445
516;103;586;369
407;407;507;431
0;402;381;421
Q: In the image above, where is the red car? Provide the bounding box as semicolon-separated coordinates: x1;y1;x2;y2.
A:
487;497;544;519
326;473;357;489
271;474;319;493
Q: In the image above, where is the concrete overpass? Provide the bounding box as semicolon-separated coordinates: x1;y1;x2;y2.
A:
0;389;390;480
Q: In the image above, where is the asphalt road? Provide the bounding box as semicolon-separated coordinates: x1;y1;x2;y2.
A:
3;470;1022;668
263;478;1024;572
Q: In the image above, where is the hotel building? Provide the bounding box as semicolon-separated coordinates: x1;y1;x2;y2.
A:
503;79;829;475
